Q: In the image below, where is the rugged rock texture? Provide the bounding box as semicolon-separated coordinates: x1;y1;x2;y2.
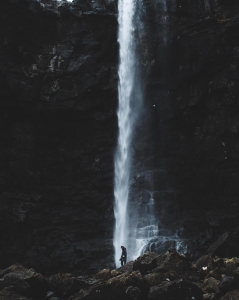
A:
131;0;239;258
1;251;239;300
0;0;118;274
1;0;239;273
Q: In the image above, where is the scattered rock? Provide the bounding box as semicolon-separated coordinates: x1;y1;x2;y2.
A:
196;255;213;270
117;261;134;274
155;251;192;276
69;270;146;300
219;290;239;299
46;273;89;298
148;279;203;300
218;276;236;293
143;272;164;287
0;264;46;298
125;286;141;300
0;287;31;300
133;252;159;275
213;258;224;268
205;268;222;281
111;270;123;277
2;252;239;299
201;277;220;294
95;269;111;280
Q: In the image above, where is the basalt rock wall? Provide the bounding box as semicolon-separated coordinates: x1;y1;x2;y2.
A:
1;0;239;274
0;0;118;274
135;0;239;256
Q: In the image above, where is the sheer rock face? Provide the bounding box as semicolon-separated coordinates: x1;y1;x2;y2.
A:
132;0;239;258
0;0;118;274
1;0;239;274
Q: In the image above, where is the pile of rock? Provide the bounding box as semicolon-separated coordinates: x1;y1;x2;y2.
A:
1;251;239;299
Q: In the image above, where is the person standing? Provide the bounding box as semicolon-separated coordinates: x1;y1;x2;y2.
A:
120;246;127;266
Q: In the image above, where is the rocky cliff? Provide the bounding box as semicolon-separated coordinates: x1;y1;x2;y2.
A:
131;0;239;257
1;0;239;274
0;0;118;274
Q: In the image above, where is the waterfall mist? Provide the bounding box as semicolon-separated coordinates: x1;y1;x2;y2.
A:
114;0;188;267
113;0;140;267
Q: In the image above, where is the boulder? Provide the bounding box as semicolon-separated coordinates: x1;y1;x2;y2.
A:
148;281;178;300
205;258;239;281
143;272;164;287
95;269;111;280
0;264;46;298
111;270;123;277
196;255;213;270
153;251;192;276
0;287;31;300
163;251;191;268
117;261;134;274
196;255;214;279
219;290;239;299
76;275;100;286
2;276;31;297
205;268;222;281
133;252;159;275
201;277;220;294
148;279;203;300
218;276;236;293
69;270;147;300
223;258;239;274
213;258;224;268
125;286;141;300
46;273;89;297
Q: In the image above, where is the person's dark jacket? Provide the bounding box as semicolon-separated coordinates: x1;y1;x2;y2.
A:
121;247;127;261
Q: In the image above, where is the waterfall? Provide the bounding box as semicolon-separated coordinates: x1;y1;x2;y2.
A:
113;0;188;266
113;0;137;267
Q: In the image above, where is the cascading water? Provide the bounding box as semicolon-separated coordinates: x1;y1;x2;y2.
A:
113;0;137;267
128;0;188;260
114;0;189;266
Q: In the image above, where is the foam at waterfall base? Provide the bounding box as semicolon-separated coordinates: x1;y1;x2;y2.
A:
136;225;159;239
133;235;188;260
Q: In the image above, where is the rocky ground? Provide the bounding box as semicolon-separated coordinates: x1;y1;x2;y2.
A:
2;250;239;300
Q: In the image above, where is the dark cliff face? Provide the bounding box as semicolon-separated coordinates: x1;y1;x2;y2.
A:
0;0;118;274
135;0;239;255
1;0;239;274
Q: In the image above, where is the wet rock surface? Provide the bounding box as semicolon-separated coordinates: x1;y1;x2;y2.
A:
1;0;239;275
1;251;239;300
130;0;239;260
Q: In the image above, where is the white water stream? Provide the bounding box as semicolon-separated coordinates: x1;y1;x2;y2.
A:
113;0;137;267
113;0;188;266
